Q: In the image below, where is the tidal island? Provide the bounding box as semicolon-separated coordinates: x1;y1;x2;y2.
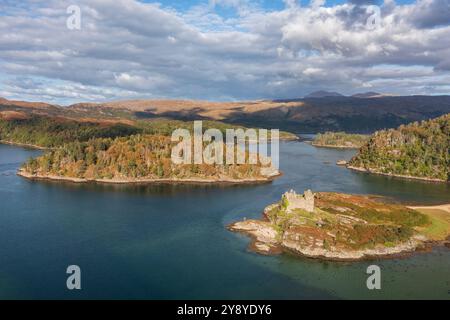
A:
229;190;450;261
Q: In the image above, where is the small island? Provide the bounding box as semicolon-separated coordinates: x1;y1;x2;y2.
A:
312;132;369;149
229;190;450;261
19;134;279;184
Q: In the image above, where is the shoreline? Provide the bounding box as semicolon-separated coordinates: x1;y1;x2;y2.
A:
229;219;440;262
310;142;361;149
0;140;50;150
229;200;450;262
347;165;448;183
17;169;282;186
408;204;450;214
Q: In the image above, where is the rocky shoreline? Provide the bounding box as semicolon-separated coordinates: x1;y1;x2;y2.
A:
228;190;450;262
311;142;360;149
228;218;435;261
0;140;49;150
17;169;282;185
347;165;447;183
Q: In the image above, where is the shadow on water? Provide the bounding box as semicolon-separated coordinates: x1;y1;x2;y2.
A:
28;178;269;197
0;142;449;299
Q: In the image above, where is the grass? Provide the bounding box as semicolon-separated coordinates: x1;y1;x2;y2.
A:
262;193;450;252
415;209;450;241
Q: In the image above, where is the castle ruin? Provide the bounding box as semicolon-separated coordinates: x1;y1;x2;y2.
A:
282;189;315;213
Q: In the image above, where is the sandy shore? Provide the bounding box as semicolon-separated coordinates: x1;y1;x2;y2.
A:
408;204;450;214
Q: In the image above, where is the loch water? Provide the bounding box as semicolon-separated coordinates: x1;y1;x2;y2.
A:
0;141;449;299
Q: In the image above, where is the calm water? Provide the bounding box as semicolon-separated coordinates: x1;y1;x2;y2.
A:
0;142;449;300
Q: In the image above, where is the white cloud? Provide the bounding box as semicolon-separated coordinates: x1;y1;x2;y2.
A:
0;0;449;104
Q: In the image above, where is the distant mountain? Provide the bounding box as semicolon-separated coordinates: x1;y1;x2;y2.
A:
352;92;385;98
2;95;450;133
0;97;57;109
304;91;345;98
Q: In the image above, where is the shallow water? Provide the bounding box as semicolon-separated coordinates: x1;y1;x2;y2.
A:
0;142;449;299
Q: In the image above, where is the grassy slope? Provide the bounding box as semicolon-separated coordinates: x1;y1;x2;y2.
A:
414;208;450;241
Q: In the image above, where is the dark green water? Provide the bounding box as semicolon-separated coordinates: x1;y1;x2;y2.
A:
0;142;449;300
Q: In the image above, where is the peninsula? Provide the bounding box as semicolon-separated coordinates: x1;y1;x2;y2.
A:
229;190;450;261
348;114;449;183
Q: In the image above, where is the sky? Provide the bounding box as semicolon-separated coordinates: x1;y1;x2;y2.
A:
0;0;449;105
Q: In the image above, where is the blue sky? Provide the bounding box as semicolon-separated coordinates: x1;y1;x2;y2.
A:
149;0;416;11
139;1;418;23
0;0;449;104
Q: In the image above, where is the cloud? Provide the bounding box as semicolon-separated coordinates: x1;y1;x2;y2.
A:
0;0;449;104
407;0;450;28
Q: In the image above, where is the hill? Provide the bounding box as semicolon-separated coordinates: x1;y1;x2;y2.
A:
0;97;57;110
304;91;344;98
348;114;450;182
2;95;450;133
70;96;450;133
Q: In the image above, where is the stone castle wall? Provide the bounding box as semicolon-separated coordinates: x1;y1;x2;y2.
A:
283;189;315;213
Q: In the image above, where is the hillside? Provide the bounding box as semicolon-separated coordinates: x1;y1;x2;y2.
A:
0;97;57;110
19;134;278;184
67;96;450;133
2;95;450;133
0;115;140;148
0;114;295;149
312;132;369;149
348;114;450;182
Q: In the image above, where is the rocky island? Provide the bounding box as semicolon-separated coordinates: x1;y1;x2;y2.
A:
229;190;450;261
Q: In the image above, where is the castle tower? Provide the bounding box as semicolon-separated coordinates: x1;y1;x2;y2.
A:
282;189;315;213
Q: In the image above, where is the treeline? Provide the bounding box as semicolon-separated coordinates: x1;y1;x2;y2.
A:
0;116;139;148
0;115;263;148
22;134;266;181
313;132;369;148
349;114;450;181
